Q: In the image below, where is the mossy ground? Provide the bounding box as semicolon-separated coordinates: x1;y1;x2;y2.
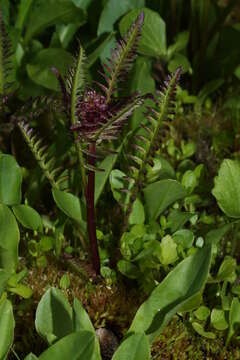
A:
10;258;240;359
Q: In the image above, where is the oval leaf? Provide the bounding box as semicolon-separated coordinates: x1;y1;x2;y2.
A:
52;188;82;222
129;245;212;343
35;287;73;345
112;332;150;360
27;49;73;90
25;0;86;42
119;8;166;57
0;299;15;360
0;204;20;272
144;179;187;220
212;159;240;218
12;204;42;231
0;154;22;205
38;331;95;360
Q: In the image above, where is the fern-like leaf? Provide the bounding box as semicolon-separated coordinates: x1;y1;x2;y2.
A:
18;120;67;189
102;12;144;103
122;68;182;214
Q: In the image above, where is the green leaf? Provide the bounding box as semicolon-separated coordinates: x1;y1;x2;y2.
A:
24;354;39;360
52;188;82;223
73;298;101;360
112;332;150;360
129;245;212;342
98;0;144;36
24;0;86;43
172;229;194;249
168;210;193;233
216;257;236;282
12;204;42;231
205;224;232;246
192;322;216;339
130;57;155;130
211;309;228;331
194;306;210;321
0;204;20;272
119;8;166;57
8;283;33;299
0;299;15;360
146;157;175;184
158;235;178;265
15;0;34;32
144;179;187;220
168;53;191;74
167;31;189;58
27;49;73;91
35;287;73;345
117;260;139;279
129;198;145;225
227;298;240;345
0;154;22;205
88;33;115;68
38;331;95;360
198;79;224;105
212;159;240;218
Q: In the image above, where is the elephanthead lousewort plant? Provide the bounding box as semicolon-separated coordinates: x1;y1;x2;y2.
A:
17;11;181;275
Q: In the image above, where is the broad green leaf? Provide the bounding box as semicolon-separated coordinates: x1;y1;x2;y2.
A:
227;298;240;345
12;204;42;231
158;235;178;265
112;332;150;360
72;0;92;10
0;154;22;205
144;179;187;220
0;204;20;272
192;322;216;339
98;0;144;36
38;331;95;360
216;257;236;282
52;188;82;223
129;198;145;225
172;229;194;249
119;8;166;57
129;245;212;342
117;260;139;279
0;299;15;360
24;354;39;360
194;306;210;321
24;0;86;42
205;224;232;245
8;283;33;299
73;298;101;360
35;287;73;345
15;0;34;32
88;32;115;68
130;57;155;130
212;159;240;218
211;309;228;331
167;31;189;58
168;210;193;233
146;157;175;184
168;53;191;74
73;298;95;332
27;49;73;91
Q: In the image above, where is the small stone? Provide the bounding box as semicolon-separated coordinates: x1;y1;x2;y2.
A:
96;328;119;360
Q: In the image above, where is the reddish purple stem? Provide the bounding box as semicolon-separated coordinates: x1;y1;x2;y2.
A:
86;142;100;275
